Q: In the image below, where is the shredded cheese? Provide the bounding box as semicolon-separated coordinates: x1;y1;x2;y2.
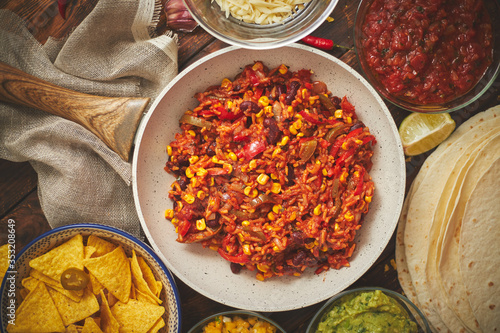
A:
213;0;311;25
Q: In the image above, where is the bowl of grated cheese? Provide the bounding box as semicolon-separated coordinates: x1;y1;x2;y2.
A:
182;0;339;49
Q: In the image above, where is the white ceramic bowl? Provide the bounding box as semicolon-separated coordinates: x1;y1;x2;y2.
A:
133;44;406;311
0;224;181;333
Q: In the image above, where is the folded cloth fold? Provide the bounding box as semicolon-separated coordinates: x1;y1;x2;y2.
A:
0;0;178;238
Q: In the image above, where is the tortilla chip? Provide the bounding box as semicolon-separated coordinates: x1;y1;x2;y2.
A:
6;281;65;333
155;281;163;299
84;246;131;303
135;288;159;305
130;250;161;304
108;291;118;307
111;299;165;333
19;287;29;300
89;272;104;295
82;317;104;333
65;324;81;333
30;269;83;302
137;256;160;297
29;234;84;282
48;286;100;326
21;276;39;291
85;246;97;259
147;317;165;333
0;244;10;282
99;290;120;333
87;235;116;257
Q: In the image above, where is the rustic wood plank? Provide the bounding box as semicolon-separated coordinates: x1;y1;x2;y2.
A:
0;161;38;218
0;191;51;253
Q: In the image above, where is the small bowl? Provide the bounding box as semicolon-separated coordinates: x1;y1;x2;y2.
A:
182;0;339;49
0;224;181;333
306;287;431;333
354;0;500;113
187;310;286;333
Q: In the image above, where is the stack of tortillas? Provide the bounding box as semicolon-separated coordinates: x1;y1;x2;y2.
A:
396;105;500;333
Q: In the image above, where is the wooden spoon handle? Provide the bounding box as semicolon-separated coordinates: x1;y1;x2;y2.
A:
0;61;150;161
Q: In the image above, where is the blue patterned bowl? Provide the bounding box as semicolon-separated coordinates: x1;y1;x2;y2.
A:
0;223;181;333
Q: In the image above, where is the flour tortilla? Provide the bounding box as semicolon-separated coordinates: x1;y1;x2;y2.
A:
459;158;500;333
398;105;500;333
437;134;500;332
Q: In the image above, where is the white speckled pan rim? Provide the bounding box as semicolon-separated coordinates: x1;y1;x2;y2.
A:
132;44;406;312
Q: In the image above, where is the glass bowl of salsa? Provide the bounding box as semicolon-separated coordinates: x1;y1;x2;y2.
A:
354;0;500;113
306;287;431;333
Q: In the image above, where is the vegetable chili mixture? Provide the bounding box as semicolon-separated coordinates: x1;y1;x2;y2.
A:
164;62;376;280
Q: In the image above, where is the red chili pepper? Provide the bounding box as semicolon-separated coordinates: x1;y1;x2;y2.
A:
302;35;335;51
243;140;266;161
299;110;324;125
353;168;365;196
58;0;68;19
217;248;250;264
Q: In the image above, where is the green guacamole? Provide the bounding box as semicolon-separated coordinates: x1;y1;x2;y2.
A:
316;290;418;333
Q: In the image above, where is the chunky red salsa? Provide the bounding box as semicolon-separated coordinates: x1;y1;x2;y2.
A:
360;0;493;105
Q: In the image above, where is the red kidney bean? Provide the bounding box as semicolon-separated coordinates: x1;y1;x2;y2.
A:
240;101;260;113
285;81;301;105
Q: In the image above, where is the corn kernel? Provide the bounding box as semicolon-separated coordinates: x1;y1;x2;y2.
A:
313;204;322;216
190;177;199;188
326;16;334;22
256;273;265;281
278;64;288;74
322;168;328;176
293;119;302;130
249;159;257;170
244;186;258;198
346;116;352;124
171;217;178;225
164;209;174;219
188;130;196;137
271;182;281;193
334;223;340;232
210;177;214;186
167;145;173;156
196;218;206;230
340;171;348;183
223;163;233;174
227;100;233;109
305;241;315;250
278;136;289;146
257;174;270;185
183;193;195;204
273;246;280;252
365;195;372;203
197;190;205;200
267;211;275;221
176;202;183;211
244;186;252;196
185;167;194;178
211;156;220;164
241;220;250;227
243;244;251;255
238;233;245;242
264;105;273;115
289;211;297;221
287;106;293;113
270;173;278;180
355;139;364;145
289;125;298;135
301;88;307;99
334;109;343;118
189;155;199;164
228;152;237;161
256;109;265;118
257;264;269;272
258;96;270;107
344;211;354;221
342;141;349;150
196;168;207;177
272;204;282;214
221;78;231;88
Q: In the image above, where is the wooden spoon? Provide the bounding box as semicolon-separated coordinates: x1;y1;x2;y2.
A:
0;61;150;161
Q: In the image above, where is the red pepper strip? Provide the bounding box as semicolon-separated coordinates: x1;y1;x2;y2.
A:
253;87;264;99
299;110;324;125
206;168;227;176
329;139;343;157
362;135;376;145
217;248;250;264
345;127;363;139
353;168;365;196
233;134;250;142
335;147;356;166
217;106;242;120
58;0;68;19
248;70;260;87
243;140;266;161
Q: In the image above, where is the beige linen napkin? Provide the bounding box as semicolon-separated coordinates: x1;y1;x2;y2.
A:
0;0;178;237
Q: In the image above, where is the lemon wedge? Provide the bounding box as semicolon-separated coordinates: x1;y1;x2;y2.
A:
399;113;456;156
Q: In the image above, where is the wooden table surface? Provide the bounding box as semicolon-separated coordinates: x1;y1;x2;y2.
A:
0;0;499;332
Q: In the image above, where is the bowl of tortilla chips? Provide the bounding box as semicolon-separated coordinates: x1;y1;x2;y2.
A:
0;224;181;333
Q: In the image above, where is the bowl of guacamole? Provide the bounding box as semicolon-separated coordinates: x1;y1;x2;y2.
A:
306;287;431;333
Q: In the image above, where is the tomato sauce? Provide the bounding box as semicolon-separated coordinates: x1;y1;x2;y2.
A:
360;0;493;105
